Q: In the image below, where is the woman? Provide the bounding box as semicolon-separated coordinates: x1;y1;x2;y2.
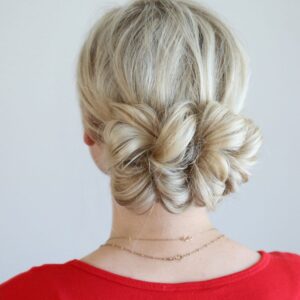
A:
1;0;299;299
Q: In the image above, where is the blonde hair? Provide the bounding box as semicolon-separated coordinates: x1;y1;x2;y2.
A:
76;0;263;215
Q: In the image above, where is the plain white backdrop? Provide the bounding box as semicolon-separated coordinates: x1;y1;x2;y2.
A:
0;0;299;282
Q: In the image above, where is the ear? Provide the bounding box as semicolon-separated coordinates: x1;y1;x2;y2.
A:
83;131;95;146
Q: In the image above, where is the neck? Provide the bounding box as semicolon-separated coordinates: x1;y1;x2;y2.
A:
109;198;216;241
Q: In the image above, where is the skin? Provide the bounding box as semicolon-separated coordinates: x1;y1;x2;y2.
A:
80;131;261;283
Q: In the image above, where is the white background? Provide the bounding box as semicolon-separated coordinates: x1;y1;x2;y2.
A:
1;0;299;282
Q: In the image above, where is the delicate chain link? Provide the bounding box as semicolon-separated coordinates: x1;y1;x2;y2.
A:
100;233;226;261
107;227;217;242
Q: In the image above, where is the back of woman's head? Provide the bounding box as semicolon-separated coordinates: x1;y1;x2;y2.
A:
76;0;263;215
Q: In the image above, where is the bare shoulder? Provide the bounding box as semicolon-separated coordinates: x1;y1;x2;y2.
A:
216;236;261;260
182;237;262;281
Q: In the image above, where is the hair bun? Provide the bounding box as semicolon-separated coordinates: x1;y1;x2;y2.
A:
190;100;263;211
102;100;262;214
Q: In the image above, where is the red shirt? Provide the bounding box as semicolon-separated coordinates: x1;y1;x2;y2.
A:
1;250;300;299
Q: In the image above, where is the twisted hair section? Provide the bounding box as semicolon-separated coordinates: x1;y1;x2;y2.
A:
102;100;262;214
76;0;263;214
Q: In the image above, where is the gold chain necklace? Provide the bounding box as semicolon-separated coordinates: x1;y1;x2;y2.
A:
99;228;226;261
106;227;217;242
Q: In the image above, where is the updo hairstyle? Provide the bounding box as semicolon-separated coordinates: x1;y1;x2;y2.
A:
76;0;263;214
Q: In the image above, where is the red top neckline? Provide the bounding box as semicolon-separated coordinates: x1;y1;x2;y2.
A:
67;250;271;291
